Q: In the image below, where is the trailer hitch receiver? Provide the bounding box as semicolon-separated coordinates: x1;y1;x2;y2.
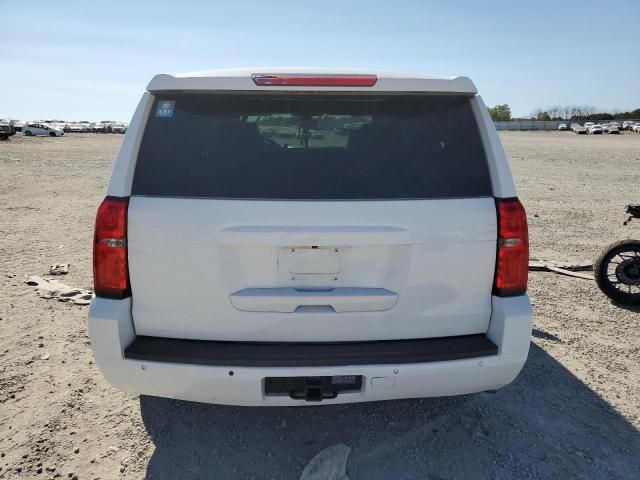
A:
264;375;362;402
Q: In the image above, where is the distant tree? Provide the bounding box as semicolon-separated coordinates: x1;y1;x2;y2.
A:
531;109;551;121
596;108;639;120
487;104;512;121
569;105;597;120
528;104;629;121
509;104;639;123
547;105;563;119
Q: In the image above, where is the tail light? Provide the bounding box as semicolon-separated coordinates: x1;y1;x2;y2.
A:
93;196;130;298
251;73;378;87
493;198;528;296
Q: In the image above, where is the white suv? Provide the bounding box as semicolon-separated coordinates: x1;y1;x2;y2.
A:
89;69;532;406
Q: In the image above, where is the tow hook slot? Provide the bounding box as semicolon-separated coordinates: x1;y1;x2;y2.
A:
264;376;362;402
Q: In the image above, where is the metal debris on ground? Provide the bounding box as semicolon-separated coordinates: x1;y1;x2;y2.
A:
24;275;92;305
529;260;594;280
48;263;70;275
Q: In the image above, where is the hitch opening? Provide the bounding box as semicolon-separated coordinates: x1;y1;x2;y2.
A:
264;375;362;402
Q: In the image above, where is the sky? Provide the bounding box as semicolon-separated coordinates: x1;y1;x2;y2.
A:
1;0;639;121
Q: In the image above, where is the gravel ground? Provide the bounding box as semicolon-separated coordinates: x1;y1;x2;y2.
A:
0;131;639;479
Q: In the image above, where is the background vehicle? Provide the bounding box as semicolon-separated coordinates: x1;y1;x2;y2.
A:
594;205;640;305
584;122;595;130
558;123;568;131
0;122;12;139
603;124;620;134
89;69;533;406
588;124;603;134
23;123;64;137
571;123;587;134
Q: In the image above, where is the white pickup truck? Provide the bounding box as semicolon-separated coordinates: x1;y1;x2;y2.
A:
89;68;532;406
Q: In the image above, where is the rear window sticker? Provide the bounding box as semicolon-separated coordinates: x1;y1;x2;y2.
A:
156;100;175;118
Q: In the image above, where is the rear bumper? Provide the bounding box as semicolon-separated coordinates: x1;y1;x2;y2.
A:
124;334;499;367
88;296;532;406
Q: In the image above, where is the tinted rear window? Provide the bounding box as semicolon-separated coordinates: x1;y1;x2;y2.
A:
132;94;491;199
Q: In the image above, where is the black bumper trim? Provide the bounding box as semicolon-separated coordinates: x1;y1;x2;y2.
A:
123;334;498;367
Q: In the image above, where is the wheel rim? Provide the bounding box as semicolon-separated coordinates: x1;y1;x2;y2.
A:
604;249;640;295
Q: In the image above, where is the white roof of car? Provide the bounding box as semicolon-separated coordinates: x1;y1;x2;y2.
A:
146;68;477;94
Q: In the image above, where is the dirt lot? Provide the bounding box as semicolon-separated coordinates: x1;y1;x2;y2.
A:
1;131;639;479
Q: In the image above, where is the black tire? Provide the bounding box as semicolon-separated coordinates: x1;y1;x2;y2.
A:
24;130;32;136
594;239;640;305
50;132;56;137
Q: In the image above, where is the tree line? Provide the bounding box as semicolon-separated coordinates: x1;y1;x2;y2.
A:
487;104;640;122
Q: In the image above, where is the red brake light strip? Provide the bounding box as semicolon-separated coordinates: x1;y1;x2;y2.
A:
252;74;377;87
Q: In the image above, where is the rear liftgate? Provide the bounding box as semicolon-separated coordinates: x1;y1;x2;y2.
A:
125;73;504;403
